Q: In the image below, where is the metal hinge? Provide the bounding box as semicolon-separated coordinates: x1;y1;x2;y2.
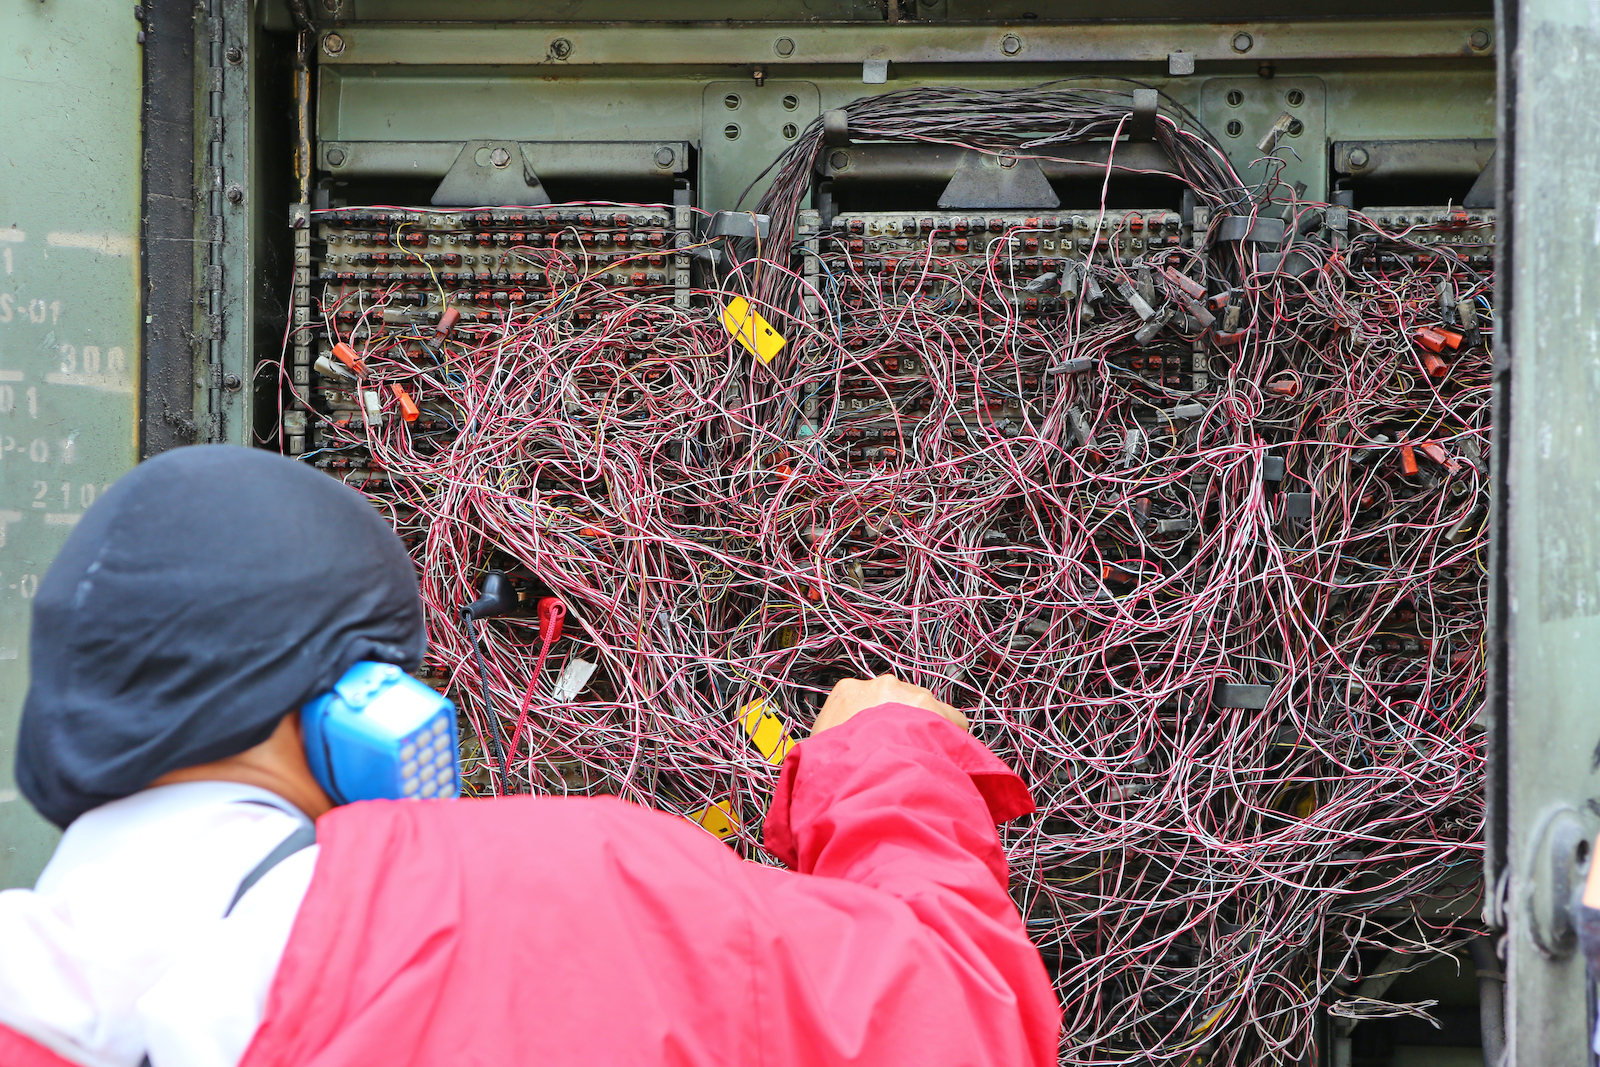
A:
202;1;226;443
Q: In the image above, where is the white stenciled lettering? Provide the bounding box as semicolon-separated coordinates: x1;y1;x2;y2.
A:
29;438;49;463
46;345;133;393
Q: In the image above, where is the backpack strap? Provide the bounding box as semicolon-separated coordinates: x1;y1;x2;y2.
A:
224;822;318;918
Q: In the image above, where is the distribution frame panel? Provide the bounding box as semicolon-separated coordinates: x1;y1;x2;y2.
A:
254;7;1500;1065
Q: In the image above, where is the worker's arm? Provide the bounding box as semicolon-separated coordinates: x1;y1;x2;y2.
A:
757;677;1060;1067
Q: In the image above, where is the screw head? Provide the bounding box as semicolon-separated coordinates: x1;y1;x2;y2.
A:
322;33;344;57
226;45;243;64
1348;147;1370;168
1000;33;1023;56
774;36;795;57
1470;29;1492;50
549;37;572;60
223;373;242;391
326;147;347;167
225;183;244;205
1232;31;1254;53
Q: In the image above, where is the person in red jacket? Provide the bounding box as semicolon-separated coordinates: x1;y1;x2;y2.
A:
0;445;1060;1067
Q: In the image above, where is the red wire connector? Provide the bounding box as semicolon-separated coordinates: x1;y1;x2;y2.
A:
511;597;568;755
1417;440;1462;473
331;341;366;375
434;306;461;341
1399;443;1419;476
536;596;566;646
390;383;420;423
1414;326;1463;354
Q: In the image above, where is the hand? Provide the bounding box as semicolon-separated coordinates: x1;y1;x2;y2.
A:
811;674;966;735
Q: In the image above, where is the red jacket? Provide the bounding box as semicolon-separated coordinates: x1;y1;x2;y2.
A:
3;704;1060;1066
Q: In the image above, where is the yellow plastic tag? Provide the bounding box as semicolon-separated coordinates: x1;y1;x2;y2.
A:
691;800;740;841
721;296;787;364
738;697;795;764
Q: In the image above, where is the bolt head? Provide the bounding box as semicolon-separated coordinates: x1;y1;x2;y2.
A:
326;147;347;167
488;147;512;168
774;36;795;57
549;37;572;60
223;373;242;390
1000;33;1022;56
226;45;243;64
322;33;344;57
1232;31;1254;53
654;147;676;168
1348;147;1370;168
997;153;1017;169
225;184;244;204
829;151;850;171
1470;29;1492;50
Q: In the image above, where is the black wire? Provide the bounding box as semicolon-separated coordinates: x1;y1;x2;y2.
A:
465;612;510;795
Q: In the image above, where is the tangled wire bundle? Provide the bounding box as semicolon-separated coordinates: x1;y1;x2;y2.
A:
297;86;1489;1065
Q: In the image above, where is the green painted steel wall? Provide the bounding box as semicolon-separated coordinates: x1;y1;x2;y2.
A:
0;2;142;887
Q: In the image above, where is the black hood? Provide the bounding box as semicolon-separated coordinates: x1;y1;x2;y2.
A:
16;445;424;828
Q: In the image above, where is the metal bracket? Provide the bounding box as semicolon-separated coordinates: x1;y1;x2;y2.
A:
1214;214;1287;245
1464;149;1497;208
1128;88;1159;141
937;151;1059;210
708;211;771;241
822;109;851;147
432;140;551;206
1523;805;1591;958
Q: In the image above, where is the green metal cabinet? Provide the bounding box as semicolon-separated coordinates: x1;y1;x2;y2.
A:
21;2;1600;1064
0;0;143;886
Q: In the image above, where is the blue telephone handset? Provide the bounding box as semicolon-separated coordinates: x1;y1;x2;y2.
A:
301;661;460;804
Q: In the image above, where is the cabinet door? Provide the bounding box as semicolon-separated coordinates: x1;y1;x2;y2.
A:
0;1;144;886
